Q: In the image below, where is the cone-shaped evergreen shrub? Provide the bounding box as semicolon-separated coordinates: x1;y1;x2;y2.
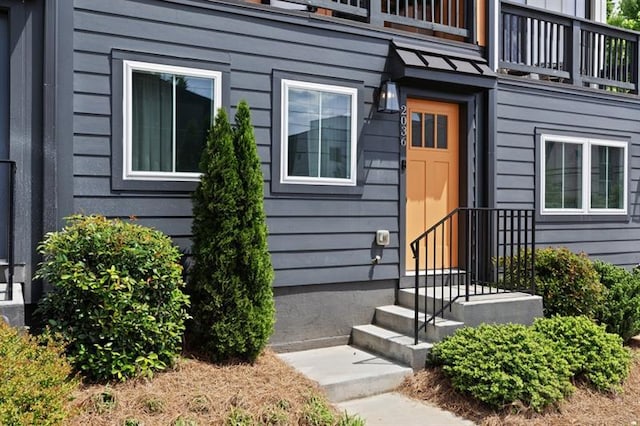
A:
232;101;275;353
189;104;274;362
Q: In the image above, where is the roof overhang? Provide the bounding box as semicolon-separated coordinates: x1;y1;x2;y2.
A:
389;40;497;90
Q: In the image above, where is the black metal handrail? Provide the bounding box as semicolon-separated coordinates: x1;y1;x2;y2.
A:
0;160;16;301
409;207;536;344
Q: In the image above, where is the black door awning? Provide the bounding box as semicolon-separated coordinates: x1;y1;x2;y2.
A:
390;40;496;89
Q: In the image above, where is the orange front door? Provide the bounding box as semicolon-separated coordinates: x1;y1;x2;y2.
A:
406;99;459;272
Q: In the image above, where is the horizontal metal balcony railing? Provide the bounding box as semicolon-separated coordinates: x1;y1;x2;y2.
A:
500;0;639;93
269;0;475;41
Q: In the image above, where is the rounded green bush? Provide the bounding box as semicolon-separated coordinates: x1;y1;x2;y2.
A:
0;320;78;425
532;316;631;392
594;260;640;343
36;215;190;381
533;247;605;318
429;324;573;411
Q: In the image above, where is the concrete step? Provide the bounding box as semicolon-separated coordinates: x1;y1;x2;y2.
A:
374;305;464;342
278;345;413;402
399;287;543;327
351;324;433;371
0;283;24;327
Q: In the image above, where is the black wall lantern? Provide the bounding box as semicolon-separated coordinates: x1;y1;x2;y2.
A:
377;80;400;113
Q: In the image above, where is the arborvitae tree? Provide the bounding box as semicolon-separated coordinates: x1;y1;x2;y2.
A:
232;100;275;359
188;104;275;362
189;108;243;360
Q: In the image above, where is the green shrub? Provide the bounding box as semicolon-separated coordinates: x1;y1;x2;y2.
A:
0;320;78;425
429;324;573;411
189;103;274;362
92;387;117;414
532;316;631;392
336;412;366;426
531;247;605;318
225;407;254;426
300;394;336;426
36;215;190;381
594;260;640;342
260;403;289;425
173;417;198;426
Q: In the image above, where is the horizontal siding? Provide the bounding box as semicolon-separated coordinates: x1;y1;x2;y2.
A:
70;0;420;286
497;79;640;267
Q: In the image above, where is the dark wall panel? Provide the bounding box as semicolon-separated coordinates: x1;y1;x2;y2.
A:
497;79;640;267
71;0;415;286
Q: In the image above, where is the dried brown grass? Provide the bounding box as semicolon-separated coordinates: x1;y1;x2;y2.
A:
66;349;332;425
401;342;640;426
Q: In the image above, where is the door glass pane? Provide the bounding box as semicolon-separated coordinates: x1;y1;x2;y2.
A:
424;113;435;148
175;75;214;173
411;112;422;147
320;91;351;179
437;115;448;149
131;71;173;172
288;88;320;177
591;145;624;209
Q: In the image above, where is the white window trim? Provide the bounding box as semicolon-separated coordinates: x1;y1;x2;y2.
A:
122;60;222;181
280;79;358;186
540;134;628;215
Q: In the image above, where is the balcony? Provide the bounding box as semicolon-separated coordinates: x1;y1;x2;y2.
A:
262;0;485;45
500;0;639;94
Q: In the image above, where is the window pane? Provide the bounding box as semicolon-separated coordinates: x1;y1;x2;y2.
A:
545;141;563;208
424;114;435;148
287;87;353;180
591;145;624;209
175;75;214;172
545;141;582;209
563;143;582;208
411;112;422;147
288;88;320;177
320;92;351;179
437;115;448;149
131;71;173;172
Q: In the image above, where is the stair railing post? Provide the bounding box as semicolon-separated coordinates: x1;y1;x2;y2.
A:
465;210;471;302
414;241;420;345
6;162;15;302
531;211;536;295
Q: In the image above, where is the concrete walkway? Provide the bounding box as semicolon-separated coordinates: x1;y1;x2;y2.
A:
337;392;475;426
280;345;412;402
280;345;475;425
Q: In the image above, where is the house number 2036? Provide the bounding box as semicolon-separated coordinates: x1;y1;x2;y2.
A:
400;104;407;146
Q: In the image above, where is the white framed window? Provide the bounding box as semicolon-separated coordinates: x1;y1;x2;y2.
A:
123;60;222;181
540;134;627;215
281;79;358;186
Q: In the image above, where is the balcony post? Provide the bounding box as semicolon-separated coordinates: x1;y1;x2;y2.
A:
634;34;640;94
469;0;477;45
570;19;582;87
369;0;383;27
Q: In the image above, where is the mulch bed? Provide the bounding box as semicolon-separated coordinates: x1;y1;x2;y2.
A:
67;350;331;425
401;341;640;426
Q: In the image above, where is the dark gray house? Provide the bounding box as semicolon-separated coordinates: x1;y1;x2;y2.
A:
0;0;637;357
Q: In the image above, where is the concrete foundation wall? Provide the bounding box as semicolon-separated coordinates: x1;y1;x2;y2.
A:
271;279;396;352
